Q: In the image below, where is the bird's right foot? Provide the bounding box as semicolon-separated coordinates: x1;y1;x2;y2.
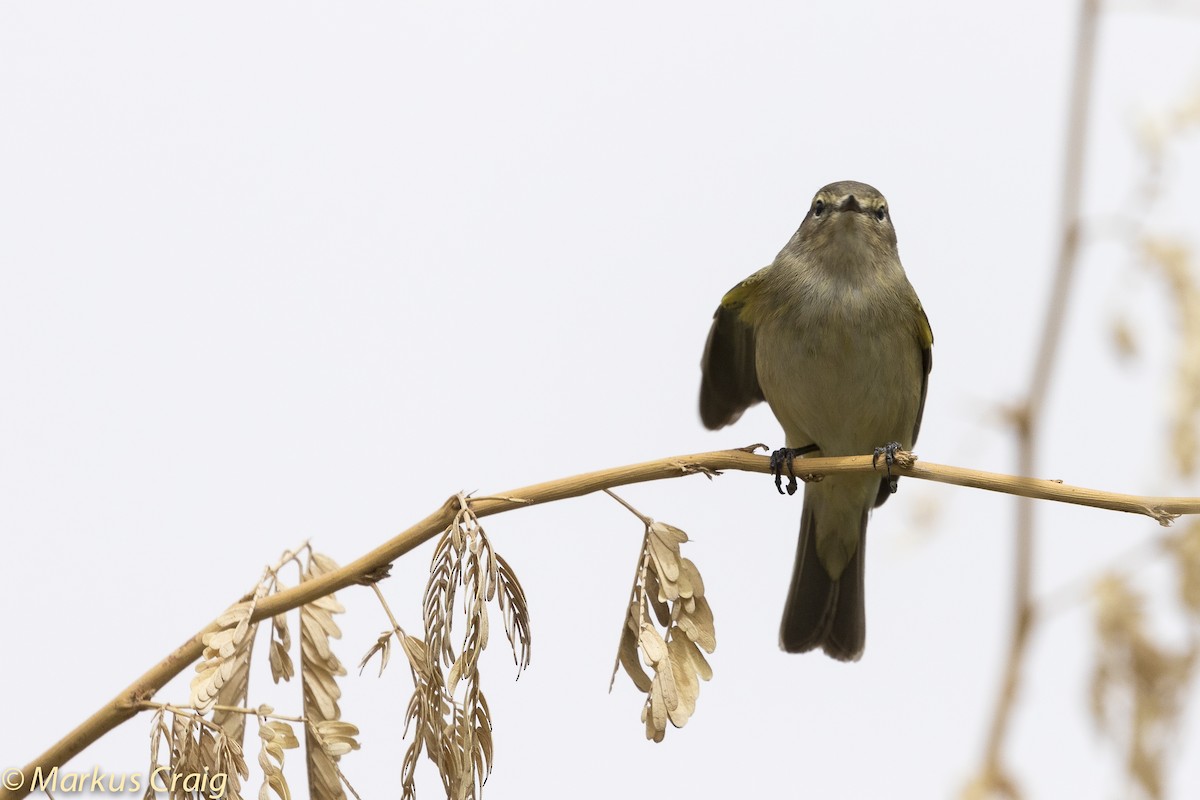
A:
872;441;904;494
769;444;819;496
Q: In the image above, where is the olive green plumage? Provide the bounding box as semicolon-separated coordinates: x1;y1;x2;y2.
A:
700;180;932;661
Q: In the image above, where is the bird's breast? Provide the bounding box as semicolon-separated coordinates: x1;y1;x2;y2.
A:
754;302;922;455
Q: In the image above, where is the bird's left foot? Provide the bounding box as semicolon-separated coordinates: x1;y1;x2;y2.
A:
872;441;904;494
769;444;818;496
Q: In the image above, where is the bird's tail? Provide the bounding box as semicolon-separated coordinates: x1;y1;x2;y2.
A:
779;492;868;661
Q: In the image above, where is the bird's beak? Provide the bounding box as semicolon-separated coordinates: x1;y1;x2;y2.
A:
839;195;862;213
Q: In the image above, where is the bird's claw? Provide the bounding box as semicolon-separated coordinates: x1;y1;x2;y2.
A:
769;448;797;495
769;445;818;496
872;441;903;494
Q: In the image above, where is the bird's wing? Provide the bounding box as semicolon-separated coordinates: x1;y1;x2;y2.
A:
874;297;935;509
910;300;934;444
699;271;767;429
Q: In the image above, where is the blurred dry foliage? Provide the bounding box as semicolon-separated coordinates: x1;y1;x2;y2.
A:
1139;238;1200;475
606;490;717;743
1090;569;1197;799
138;544;363;800
965;13;1200;798
1086;79;1200;798
1128;80;1200;477
357;493;532;800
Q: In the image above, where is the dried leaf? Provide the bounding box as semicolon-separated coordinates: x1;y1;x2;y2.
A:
643;571;670;627
315;721;361;758
191;601;256;712
269;609;294;684
617;615;652;692
645;675;668;742
496;553;532;673
358;631;393;677
206;620;258;764
674;633;713;682
647;532;682;584
611;511;716;742
677;596;717;653
638;624;668;665
400;634;430;679
404;496;531;799
649;521;688;547
679;559;704;598
270;638;295;684
300;552;350;800
666;635;700;726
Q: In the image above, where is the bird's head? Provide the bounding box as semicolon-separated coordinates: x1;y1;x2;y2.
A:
790;180;898;264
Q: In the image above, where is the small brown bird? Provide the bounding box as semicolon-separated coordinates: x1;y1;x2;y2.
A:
699;180;932;660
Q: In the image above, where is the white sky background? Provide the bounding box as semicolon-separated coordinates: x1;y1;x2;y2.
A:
2;2;1200;798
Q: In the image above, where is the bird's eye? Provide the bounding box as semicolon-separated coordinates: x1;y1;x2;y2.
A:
875;206;887;221
813;200;825;217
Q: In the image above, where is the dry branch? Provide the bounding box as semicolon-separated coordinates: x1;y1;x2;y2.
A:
6;446;1200;800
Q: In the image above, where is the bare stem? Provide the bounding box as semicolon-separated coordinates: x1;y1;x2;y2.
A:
979;0;1102;787
604;488;653;524
371;582;407;638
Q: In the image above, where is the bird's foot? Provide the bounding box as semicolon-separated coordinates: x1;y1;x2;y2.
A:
872;441;904;494
769;444;818;496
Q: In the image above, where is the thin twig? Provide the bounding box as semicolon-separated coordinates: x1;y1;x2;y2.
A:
603;488;653;524
370;582;407;638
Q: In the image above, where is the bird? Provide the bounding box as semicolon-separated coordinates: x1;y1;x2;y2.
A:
698;180;932;661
